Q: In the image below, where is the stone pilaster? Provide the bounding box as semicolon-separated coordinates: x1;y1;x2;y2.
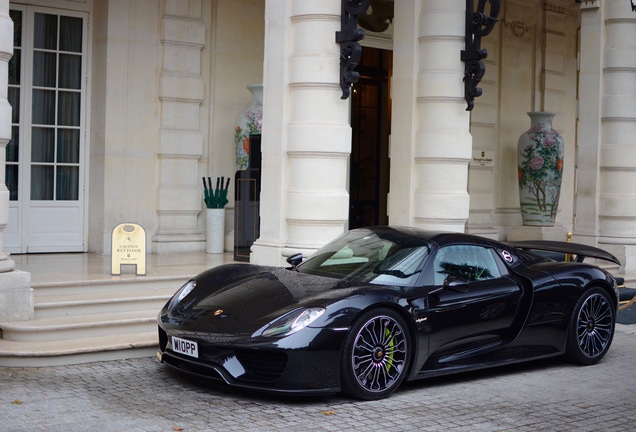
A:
251;0;349;265
467;26;498;239
596;1;636;272
574;1;603;240
0;0;32;322
389;0;471;231
152;0;206;253
575;1;636;272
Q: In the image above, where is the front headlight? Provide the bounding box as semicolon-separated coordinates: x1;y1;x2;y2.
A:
262;307;325;337
168;280;196;309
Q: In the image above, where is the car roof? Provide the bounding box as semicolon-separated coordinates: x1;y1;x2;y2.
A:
368;226;506;249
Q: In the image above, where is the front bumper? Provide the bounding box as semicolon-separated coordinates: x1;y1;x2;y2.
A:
157;324;347;395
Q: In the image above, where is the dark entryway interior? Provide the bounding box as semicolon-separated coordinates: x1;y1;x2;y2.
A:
349;47;392;229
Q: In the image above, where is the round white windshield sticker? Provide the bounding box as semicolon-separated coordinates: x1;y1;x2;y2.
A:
501;250;513;263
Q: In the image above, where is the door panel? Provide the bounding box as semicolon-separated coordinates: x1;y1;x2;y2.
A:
425;244;523;360
427;277;523;357
28;205;82;252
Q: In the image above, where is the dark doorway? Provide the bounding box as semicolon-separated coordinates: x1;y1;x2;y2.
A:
349;47;392;229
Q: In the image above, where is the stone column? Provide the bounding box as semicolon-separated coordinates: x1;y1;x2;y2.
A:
152;0;206;253
251;0;350;266
589;1;636;272
389;0;471;231
0;0;33;322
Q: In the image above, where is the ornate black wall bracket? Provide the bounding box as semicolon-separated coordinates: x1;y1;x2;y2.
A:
336;0;371;100
461;0;500;111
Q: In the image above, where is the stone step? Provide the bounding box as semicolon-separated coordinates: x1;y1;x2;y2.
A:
32;277;187;297
35;288;173;319
0;252;228;367
0;309;159;342
0;276;185;366
0;331;158;367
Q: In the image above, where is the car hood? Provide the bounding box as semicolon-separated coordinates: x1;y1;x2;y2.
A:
165;264;358;335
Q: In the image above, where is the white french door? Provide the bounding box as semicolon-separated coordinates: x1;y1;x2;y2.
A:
5;5;88;253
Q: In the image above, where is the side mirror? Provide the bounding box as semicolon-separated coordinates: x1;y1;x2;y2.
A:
443;276;469;293
286;253;303;269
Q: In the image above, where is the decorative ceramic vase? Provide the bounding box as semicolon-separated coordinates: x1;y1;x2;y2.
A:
234;84;263;171
206;208;225;254
517;112;564;226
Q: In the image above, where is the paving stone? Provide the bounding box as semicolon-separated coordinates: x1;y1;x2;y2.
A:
1;325;635;431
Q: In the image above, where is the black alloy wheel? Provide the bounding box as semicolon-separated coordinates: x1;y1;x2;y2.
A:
341;308;411;400
566;287;615;365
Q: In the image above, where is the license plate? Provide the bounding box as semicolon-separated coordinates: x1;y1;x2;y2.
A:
171;336;199;358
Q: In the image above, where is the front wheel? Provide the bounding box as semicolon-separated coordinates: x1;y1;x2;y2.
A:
340;308;411;400
565;287;616;365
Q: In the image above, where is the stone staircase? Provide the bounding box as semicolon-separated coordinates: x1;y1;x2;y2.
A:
0;276;186;367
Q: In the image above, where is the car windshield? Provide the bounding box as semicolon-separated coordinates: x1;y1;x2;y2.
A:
297;229;430;286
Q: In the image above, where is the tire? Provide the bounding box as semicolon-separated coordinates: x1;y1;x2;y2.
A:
340;308;411;400
565;287;616;365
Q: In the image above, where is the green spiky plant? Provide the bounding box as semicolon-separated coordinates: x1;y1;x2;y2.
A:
203;176;230;209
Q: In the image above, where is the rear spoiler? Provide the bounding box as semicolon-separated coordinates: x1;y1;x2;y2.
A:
506;240;621;266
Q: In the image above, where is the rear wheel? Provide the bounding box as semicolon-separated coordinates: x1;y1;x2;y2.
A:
341;308;411;400
565;287;615;365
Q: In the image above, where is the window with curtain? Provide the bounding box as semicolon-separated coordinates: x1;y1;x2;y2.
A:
30;12;82;201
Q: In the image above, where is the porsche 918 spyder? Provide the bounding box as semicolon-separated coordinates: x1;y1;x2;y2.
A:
157;226;620;400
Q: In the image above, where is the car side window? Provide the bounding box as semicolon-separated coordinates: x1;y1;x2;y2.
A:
434;245;502;285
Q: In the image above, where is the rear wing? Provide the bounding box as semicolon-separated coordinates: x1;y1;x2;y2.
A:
506;240;621;266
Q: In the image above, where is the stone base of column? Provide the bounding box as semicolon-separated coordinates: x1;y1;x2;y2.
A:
251;241;287;267
0;270;34;322
151;232;205;254
507;225;569;242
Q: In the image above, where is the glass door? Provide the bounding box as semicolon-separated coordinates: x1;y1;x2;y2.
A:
5;6;88;253
349;47;392;229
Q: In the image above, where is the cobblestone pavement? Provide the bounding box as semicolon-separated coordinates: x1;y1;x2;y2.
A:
2;325;635;432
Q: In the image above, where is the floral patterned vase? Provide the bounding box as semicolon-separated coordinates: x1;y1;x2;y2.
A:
517;112;564;226
234;84;263;171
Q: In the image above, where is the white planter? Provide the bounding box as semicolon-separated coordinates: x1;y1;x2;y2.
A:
206;208;225;254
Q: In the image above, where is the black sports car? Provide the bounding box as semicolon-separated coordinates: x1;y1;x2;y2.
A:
157;226;620;400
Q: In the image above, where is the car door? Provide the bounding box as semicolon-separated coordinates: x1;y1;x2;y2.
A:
426;244;523;360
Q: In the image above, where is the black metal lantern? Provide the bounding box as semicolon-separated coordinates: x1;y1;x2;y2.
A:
461;0;500;111
336;0;371;100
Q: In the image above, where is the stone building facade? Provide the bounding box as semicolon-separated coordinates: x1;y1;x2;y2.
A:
1;0;635;320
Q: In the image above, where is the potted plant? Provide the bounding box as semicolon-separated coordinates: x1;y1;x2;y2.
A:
203;176;230;253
